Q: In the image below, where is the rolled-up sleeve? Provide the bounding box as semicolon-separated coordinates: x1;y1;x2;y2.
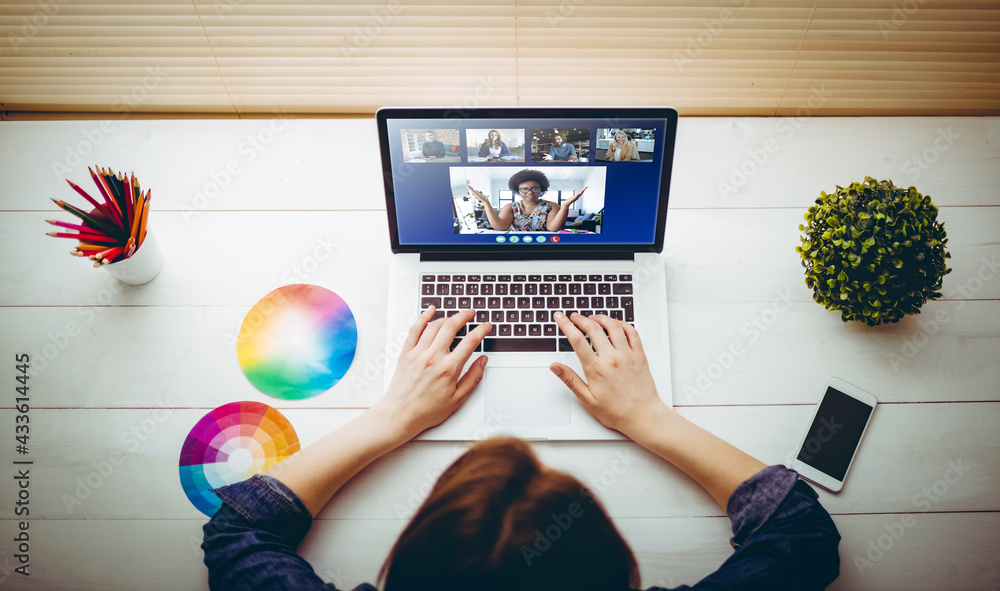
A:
694;465;841;590
201;475;349;591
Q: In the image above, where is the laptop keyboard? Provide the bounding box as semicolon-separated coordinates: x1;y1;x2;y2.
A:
419;274;635;352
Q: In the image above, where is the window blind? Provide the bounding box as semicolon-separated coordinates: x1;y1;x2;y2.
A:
1;0;997;117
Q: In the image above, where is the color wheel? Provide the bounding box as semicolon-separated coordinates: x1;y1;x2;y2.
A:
178;401;301;517
237;284;358;400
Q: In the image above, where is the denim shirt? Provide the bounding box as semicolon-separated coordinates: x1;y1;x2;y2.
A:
202;465;840;590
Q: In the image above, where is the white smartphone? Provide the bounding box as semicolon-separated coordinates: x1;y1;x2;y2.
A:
790;377;877;493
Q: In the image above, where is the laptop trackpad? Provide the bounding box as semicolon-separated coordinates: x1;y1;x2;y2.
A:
485;367;571;427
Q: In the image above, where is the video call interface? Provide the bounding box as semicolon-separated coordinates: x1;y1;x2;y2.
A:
385;118;668;246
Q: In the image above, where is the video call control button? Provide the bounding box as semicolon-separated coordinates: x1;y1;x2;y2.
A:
495;236;506;243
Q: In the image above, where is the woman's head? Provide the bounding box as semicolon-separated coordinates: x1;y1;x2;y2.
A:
424;131;436;141
381;438;639;591
508;169;550;201
488;129;501;145
614;131;628;143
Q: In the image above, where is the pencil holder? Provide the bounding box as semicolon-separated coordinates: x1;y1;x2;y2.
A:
101;231;163;285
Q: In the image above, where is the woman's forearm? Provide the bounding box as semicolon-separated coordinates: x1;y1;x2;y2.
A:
547;207;570;231
627;406;766;510
262;406;410;517
482;204;509;230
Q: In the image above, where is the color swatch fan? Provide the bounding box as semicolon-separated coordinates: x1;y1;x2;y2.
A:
179;401;300;517
237;284;358;400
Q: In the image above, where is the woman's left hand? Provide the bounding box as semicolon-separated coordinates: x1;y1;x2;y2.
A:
566;186;588;206
373;307;491;440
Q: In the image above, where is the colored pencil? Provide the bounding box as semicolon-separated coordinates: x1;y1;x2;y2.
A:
65;180;116;221
104;168;125;219
50;199;123;237
53;168;152;269
100;167;126;224
90;244;125;261
73;243;110;253
47;231;119;242
120;172;133;224
46;219;108;234
88;167;124;227
137;191;151;247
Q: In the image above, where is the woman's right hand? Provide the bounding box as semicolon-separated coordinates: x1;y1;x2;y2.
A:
467;184;489;203
549;312;669;437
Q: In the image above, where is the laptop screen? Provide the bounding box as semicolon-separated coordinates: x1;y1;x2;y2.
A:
377;108;677;255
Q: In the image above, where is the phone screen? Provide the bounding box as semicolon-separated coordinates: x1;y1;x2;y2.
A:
796;387;874;481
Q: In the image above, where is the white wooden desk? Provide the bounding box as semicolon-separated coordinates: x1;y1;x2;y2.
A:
1;117;998;590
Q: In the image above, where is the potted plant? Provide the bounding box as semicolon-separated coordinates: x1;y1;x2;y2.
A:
796;177;951;326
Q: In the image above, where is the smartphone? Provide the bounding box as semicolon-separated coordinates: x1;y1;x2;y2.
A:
790;377;877;493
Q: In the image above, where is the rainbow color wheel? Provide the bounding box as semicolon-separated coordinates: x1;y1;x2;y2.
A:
237;284;358;400
178;401;301;516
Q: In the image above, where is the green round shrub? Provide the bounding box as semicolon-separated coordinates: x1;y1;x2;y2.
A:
797;177;951;326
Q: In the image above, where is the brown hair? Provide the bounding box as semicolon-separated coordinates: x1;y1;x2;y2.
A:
380;438;639;591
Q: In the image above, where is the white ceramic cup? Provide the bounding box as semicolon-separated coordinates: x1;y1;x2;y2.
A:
102;232;163;285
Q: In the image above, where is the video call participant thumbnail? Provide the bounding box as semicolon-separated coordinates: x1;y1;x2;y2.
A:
468;129;525;163
468;169;586;232
605;131;639;161
544;134;577;162
400;128;459;162
421;131;446;160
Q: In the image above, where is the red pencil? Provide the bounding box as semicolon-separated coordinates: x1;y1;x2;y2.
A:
88;167;125;228
46;219;111;235
47;231;119;242
65;180;117;221
90;244;124;261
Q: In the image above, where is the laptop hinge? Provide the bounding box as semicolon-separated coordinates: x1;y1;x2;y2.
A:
419;251;635;262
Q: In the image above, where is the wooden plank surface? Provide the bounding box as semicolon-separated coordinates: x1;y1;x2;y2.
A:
1;299;997;408
0;117;996;591
1;207;996;308
0;404;996;522
0;118;997;212
0;514;997;591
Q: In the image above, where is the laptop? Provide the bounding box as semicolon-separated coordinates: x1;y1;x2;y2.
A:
377;107;677;440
